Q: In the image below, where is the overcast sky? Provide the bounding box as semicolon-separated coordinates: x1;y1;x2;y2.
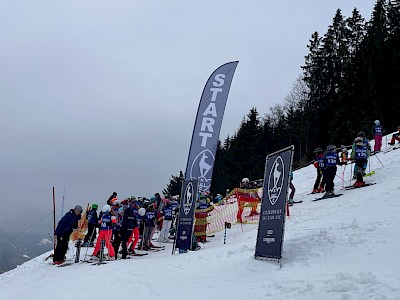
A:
0;1;374;234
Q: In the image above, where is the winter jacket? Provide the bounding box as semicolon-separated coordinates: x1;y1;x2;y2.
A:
322;151;339;169
55;209;81;237
87;209;99;225
99;211;113;231
121;207;139;231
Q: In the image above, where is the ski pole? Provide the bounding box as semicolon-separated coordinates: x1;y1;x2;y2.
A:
374;153;384;168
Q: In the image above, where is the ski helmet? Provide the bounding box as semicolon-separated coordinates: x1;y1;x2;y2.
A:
92;203;98;209
354;137;364;147
138;207;146;216
102;204;111;213
313;148;323;154
374;120;380;126
357;131;366;138
326;145;336;152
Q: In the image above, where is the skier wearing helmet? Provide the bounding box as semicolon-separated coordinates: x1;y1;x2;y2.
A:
388;126;400;146
352;131;371;177
92;205;115;260
322;145;340;198
312;148;325;194
372;120;383;152
350;136;370;187
82;203;99;247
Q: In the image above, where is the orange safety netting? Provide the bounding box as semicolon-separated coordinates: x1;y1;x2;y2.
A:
201;187;262;235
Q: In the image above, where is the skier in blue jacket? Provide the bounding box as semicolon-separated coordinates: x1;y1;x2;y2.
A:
53;205;83;265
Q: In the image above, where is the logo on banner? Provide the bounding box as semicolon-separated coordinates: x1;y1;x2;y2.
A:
183;182;195;215
268;156;284;205
190;149;214;191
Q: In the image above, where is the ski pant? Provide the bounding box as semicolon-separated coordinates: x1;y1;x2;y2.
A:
93;229;115;258
313;168;324;190
53;233;70;262
120;229;132;259
354;159;367;182
158;219;172;242
323;167;337;192
289;180;295;200
374;134;382;152
143;225;155;247
83;223;97;244
390;134;400;144
112;231;122;259
127;227;140;250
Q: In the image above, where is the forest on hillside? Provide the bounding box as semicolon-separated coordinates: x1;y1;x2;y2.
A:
164;0;400;197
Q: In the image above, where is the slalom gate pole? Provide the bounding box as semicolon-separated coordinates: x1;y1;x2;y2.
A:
52;187;56;251
224;226;227;244
368;156;371;173
374;153;384;167
386;134;388;151
349;162;353;186
286;202;290;217
341;164;347;190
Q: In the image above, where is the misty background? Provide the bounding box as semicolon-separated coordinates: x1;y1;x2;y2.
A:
0;1;374;272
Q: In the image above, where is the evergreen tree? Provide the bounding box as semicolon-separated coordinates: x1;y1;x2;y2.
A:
162;171;184;196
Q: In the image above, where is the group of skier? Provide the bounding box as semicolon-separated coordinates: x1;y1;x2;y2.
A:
52;121;400;264
53;193;179;265
309;120;400;199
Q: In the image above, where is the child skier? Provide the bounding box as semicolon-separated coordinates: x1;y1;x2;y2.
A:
388;126;400;145
288;171;295;205
92;205;115;260
372;120;383;152
350;137;370;187
82;203;99;247
352;131;370;177
157;197;174;243
322;145;340;197
312;148;325;194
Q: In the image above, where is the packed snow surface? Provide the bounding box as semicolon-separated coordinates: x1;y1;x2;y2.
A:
1;141;400;300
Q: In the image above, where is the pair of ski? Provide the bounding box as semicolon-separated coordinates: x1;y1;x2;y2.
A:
140;245;165;252
383;145;400;154
313;183;376;201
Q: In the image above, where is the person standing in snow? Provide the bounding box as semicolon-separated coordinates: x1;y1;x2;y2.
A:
352;131;370;177
312;148;325;194
120;200;139;259
322;145;340;197
158;197;174;243
53;205;83;265
372;120;383;152
92;205;116;260
82;203;99;247
287;171;295;205
350;137;370;187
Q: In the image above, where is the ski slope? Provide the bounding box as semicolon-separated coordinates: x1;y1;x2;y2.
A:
1;143;399;300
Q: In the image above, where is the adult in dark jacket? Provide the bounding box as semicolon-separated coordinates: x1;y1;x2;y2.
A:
120;201;139;259
53;205;83;264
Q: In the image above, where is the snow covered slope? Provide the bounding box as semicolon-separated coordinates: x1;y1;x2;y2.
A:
1;144;399;300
